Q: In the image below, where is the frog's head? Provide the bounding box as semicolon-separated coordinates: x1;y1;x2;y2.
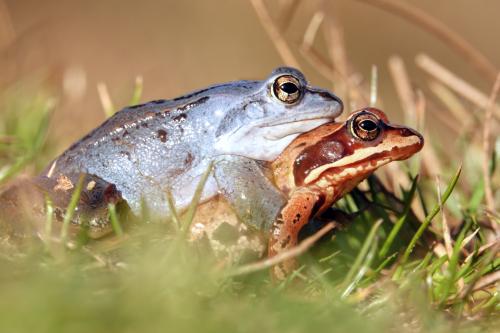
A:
272;107;424;193
214;67;343;161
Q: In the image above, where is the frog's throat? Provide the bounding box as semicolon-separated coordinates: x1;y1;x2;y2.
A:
303;134;423;185
213;115;336;161
261;117;332;140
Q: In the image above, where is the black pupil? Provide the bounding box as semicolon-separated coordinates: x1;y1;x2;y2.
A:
280;82;298;94
359;119;378;131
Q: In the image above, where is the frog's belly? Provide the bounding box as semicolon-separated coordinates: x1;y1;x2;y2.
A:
188;196;266;265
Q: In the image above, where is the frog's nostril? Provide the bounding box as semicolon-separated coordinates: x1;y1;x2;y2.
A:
401;128;423;141
400;128;424;149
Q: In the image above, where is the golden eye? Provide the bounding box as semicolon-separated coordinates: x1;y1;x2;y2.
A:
351;112;381;141
272;75;301;104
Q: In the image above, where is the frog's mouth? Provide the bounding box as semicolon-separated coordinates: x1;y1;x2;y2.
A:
213;113;336;161
261;116;334;140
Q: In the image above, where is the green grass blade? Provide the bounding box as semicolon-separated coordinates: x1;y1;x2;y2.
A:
400;166;461;265
342;235;379;298
60;174;85;242
373;252;398;275
416;183;429;218
459;245;499;300
44;195;54;242
0;99;53;185
439;218;472;303
129;76;144;105
181;161;214;235
165;188;181;231
411;251;434;273
379;175;419;258
468;178;485;213
108;203;124;236
341;219;383;292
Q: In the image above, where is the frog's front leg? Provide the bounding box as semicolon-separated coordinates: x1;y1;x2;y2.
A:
213;156;286;232
268;189;320;280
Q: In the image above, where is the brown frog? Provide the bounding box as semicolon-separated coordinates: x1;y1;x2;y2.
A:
189;108;423;279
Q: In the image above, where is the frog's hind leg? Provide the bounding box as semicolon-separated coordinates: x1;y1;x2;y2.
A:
32;173;126;239
268;190;319;280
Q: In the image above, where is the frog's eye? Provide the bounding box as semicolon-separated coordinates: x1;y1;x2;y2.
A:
351;112;381;141
272;75;301;104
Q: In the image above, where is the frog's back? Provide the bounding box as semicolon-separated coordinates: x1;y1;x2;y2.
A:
44;81;260;215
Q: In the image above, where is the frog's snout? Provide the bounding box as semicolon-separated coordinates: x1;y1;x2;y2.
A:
383;124;424;161
310;88;344;111
398;127;424;152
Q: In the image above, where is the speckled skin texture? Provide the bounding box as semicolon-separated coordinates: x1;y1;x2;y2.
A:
43;67;343;220
184;108;423;272
269;108;424;279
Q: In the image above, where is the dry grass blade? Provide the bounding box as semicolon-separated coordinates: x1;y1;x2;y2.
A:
472;270;500;292
428;81;475;127
322;7;365;107
355;0;498;82
461;228;480;250
464;237;499;263
436;176;453;259
302;11;324;49
300;7;367;105
97;82;115;118
388;55;416;126
227;222;336;276
415;90;426;132
277;0;300;31
323;13;349;82
459;243;499;299
300;11;337;81
416;53;500;122
249;0;301;69
482;72;500;219
300;47;335;81
370;65;378;107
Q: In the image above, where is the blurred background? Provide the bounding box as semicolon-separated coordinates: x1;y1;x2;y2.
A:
0;3;498;328
1;0;499;146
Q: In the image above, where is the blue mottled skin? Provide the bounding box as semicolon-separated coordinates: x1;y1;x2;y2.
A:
42;67;343;225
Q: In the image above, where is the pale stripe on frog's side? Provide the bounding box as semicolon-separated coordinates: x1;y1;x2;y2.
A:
268;107;424;279
40;67;343;229
303;134;422;184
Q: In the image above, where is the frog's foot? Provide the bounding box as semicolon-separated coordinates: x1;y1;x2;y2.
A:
33;172;127;239
0;177;48;242
268;190;319;280
188;196;266;267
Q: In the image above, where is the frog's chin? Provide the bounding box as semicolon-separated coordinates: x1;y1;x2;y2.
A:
214;118;331;161
260;118;331;141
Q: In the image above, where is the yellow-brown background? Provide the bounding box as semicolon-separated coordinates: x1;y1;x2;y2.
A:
1;0;498;153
